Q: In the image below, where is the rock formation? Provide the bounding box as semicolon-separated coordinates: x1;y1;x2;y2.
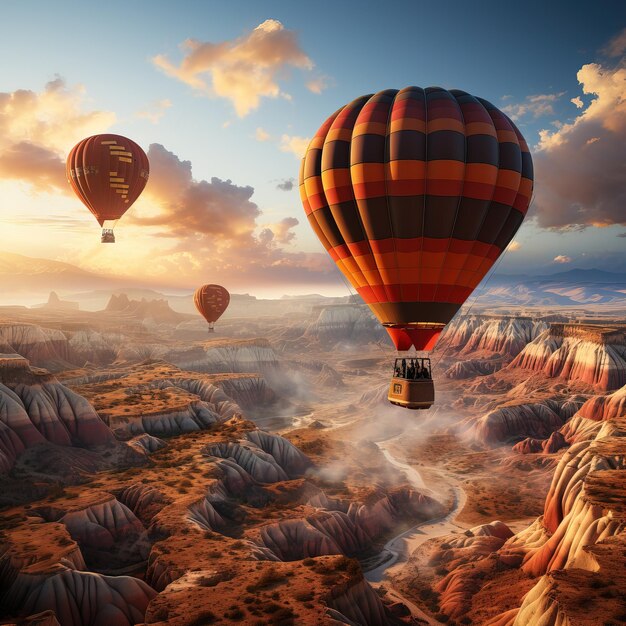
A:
433;521;515;620
442;315;547;358
104;294;184;324
510;324;626;390
445;357;503;379
0;324;70;371
513;430;568;454
0;514;155;626
17;570;155;626
57;495;151;572
0;365;115;472
304;304;386;345
41;292;79;311
0;323;122;370
463;398;582;445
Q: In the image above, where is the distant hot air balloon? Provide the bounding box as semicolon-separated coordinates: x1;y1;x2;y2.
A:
66;134;149;243
300;87;533;409
194;285;230;333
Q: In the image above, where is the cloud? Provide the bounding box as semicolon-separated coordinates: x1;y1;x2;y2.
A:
553;255;572;264
136;143;260;239
571;96;584;108
280;134;310;159
532;58;626;229
276;177;295;191
255;127;271;141
602;27;626;58
0;78;115;192
501;92;565;121
152;19;315;117
0;77;115;152
306;76;328;94
0;141;66;191
136;99;172;124
263;216;299;244
508;240;521;251
127;143;332;287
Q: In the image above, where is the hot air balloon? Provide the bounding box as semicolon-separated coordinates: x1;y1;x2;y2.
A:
66;134;149;243
299;87;533;409
194;285;230;333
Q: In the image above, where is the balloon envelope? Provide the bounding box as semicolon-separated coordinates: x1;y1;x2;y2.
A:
299;87;533;351
194;284;230;324
66;134;149;226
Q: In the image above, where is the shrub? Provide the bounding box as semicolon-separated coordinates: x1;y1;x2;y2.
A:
188;611;216;625
224;608;244;620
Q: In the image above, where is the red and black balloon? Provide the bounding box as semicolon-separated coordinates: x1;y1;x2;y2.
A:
299;86;533;351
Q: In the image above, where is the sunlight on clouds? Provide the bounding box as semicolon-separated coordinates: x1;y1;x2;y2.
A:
255;127;271;141
306;76;328;94
501;92;565;121
0;78;115;153
136;99;172;124
571;96;583;108
0;78;116;194
152;19;320;117
280;134;310;159
602;27;626;58
533;57;626;229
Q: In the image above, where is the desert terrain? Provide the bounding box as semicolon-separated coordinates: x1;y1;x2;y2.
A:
0;290;625;625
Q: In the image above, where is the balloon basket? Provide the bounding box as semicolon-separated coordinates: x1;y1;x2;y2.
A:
101;229;115;244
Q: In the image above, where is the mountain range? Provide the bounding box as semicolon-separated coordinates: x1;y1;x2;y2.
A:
0;252;624;310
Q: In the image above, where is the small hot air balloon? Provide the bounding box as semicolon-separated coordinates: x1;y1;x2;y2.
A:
66;134;149;243
194;285;230;333
300;87;533;409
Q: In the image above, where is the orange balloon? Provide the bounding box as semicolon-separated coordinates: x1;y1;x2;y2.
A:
194;285;230;330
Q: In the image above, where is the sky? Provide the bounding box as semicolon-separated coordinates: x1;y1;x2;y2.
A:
0;0;625;297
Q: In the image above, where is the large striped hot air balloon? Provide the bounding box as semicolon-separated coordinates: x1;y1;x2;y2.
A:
67;134;149;243
194;285;230;333
299;87;533;409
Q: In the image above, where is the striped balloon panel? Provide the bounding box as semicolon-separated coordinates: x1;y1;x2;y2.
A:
300;86;533;329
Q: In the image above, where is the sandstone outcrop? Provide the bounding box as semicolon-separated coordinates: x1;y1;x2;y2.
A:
576;384;626;421
434;522;515;620
18;570;155;626
442;316;547;358
128;433;166;455
445;357;503;379
0;516;155;626
58;496;151;572
104;294;184;324
259;511;371;560
510;324;626;390
116;483;169;526
463;398;582;445
0;324;70;371
0;324;122;370
559;385;626;444
304;304;386;345
0;371;114;472
513;430;568;455
216;375;276;408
